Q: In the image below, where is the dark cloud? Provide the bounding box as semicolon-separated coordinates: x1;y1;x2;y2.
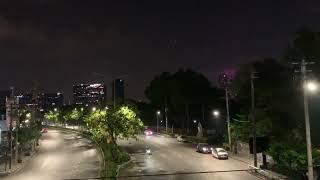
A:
0;0;320;100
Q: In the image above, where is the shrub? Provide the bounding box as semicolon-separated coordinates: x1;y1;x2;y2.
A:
268;143;320;178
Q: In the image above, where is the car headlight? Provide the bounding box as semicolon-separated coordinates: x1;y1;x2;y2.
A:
202;147;207;151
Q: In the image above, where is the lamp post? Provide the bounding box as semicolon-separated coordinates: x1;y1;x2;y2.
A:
156;110;161;133
303;81;317;180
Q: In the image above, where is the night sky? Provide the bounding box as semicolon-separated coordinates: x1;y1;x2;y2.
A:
0;0;320;101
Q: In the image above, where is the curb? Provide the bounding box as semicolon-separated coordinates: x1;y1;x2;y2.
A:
48;126;106;177
229;154;288;180
116;157;134;179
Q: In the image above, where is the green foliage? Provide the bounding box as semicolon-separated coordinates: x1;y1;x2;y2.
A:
63;109;83;125
231;58;302;143
269;143;320;174
18;122;41;145
44;110;60;123
145;69;222;129
85;104;144;144
230;112;272;143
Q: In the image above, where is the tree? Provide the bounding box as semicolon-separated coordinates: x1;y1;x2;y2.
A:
63;109;82;126
145;69;217;131
44;110;60;124
268;143;320;177
231;58;302;142
85;104;144;144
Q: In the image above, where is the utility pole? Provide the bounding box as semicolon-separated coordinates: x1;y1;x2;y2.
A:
156;110;159;133
225;87;231;152
8;87;14;169
293;59;314;180
201;104;205;124
219;73;232;152
251;71;257;167
165;96;168;133
15;103;21;163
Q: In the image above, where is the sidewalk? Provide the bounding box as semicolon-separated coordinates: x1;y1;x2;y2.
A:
0;148;38;177
229;152;288;180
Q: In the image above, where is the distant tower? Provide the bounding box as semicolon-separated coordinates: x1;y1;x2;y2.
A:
112;79;124;105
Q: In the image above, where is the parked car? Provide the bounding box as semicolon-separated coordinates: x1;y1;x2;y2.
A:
196;143;212;153
177;135;187;142
212;148;228;159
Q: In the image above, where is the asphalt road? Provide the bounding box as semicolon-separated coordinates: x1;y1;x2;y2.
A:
5;129;102;180
118;134;262;180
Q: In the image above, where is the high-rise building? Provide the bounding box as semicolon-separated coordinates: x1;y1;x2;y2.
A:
112;79;124;104
0;90;11;119
17;93;34;106
39;92;64;109
73;83;106;105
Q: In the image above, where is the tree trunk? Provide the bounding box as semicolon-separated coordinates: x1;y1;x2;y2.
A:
202;104;205;124
186;103;190;134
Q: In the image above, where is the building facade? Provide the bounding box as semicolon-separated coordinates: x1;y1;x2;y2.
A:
38;92;64;109
73;83;106;105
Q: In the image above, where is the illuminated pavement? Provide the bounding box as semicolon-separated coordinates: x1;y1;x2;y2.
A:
118;135;262;180
5;129;101;180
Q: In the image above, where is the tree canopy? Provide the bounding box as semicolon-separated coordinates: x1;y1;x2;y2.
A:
85;104;144;144
145;69;223;130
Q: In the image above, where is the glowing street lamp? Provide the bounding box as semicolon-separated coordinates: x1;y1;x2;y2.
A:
305;81;318;92
80;108;84;111
92;107;96;112
156;110;161;133
54;108;58;112
213;110;220;117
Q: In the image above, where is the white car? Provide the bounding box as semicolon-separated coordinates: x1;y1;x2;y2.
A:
212;148;228;159
177;135;187;142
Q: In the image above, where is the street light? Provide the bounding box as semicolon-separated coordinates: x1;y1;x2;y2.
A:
105;106;109;110
193;120;197;124
92;107;96;112
80;108;84;111
306;81;318;92
213;110;220;117
213;109;231;151
156;110;161;133
303;80;318;180
54;108;57;112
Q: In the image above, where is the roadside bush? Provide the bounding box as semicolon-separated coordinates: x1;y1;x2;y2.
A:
185;136;207;143
268;143;320;178
207;134;224;145
101;142;130;178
